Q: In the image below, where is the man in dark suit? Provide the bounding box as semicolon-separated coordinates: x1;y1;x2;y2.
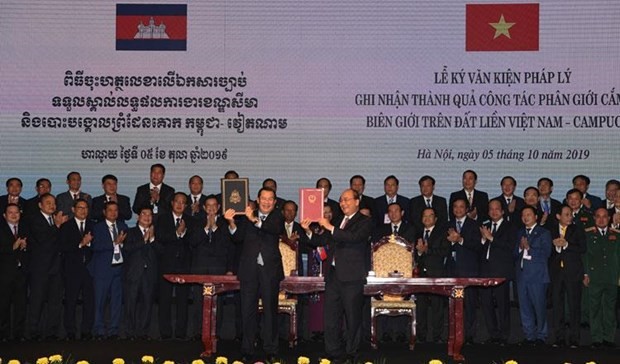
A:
0;177;26;214
566;189;595;230
537;177;563;228
603;179;619;210
409;175;448;232
515;206;552;345
572;175;604;211
373;175;410;227
446;198;483;343
262;178;287;213
123;206;158;340
350;175;375;217
27;193;67;340
479;200;517;345
56;172;92;218
188;195;234;339
58;199;95;340
373;202;416;342
156;192;192;341
301;188;372;363
132;163;175;222
91;174;132;224
0;203;29;341
374;203;416;243
89;201;128;339
492;176;525;224
449;170;489;224
23;178;52;218
415;207;450;343
316;177;342;220
186;175;208;224
224;187;285;360
549;205;586;348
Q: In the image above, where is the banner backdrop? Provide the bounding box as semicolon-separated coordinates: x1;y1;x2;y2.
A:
1;1;618;208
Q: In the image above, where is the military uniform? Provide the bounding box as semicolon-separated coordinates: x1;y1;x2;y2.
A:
583;227;620;344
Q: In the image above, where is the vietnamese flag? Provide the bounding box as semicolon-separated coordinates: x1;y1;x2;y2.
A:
466;3;539;51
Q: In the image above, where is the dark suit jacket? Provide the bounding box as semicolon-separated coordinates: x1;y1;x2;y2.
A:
415;225;449;277
58;218;94;276
373;194;410;226
91;194;132;224
230;210;285;282
584;193;604;211
0;218;29;277
548;223;586;282
132;183;175;216
310;212;372;283
23;196;42;218
56;191;92;218
449;189;489;224
189;217;234;274
373;221;416;245
479;219;517;280
155;212;193;274
123;225;158;281
446;217;482;277
538;197;562;227
27;212;62;275
409;195;448;231
185;194;208;224
0;195;27;215
492;195;525;224
514;225;552;284
359;194;376;217
88;220;129;278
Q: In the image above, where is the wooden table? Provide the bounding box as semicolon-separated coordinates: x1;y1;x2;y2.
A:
164;274;504;362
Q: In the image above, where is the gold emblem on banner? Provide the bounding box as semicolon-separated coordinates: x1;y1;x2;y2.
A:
308;195;317;204
229;189;241;204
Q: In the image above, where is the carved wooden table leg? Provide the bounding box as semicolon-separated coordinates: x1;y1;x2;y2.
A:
200;284;216;357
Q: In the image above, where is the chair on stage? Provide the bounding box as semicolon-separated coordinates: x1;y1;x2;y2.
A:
370;234;416;350
259;238;299;348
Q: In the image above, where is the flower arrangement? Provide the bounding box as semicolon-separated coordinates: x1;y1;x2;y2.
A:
0;356;601;364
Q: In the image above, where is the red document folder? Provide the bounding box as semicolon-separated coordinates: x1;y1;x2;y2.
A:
299;188;324;222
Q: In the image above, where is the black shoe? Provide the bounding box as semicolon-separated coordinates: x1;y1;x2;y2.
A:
603;340;616;348
160;335;172;341
94;335;105;341
590;342;602;349
569;342;579;349
45;335;59;341
66;333;76;341
395;333;407;343
551;340;563;348
416;336;426;344
518;339;536;346
107;334;119;341
535;339;545;346
81;333;92;341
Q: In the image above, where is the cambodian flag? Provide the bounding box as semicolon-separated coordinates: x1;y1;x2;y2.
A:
116;4;187;51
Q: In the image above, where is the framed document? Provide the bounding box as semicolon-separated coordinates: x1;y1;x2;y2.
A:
299;188;324;222
221;178;249;215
